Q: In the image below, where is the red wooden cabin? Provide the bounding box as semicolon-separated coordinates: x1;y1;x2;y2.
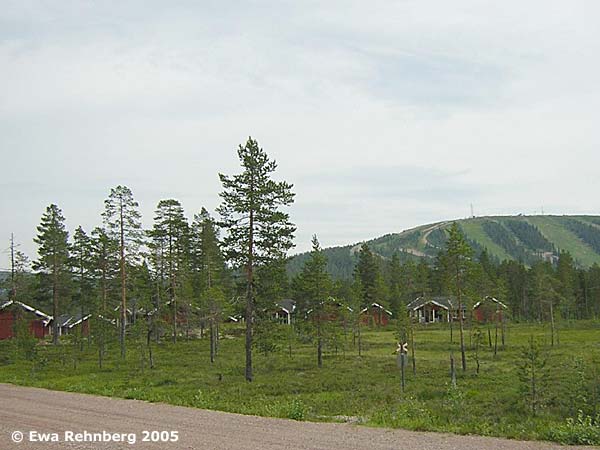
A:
473;296;507;323
0;300;51;340
360;303;392;326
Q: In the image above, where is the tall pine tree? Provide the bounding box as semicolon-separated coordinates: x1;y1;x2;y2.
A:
33;204;70;345
445;222;472;372
192;207;229;363
298;235;331;367
103;185;143;358
217;137;295;381
150;199;190;342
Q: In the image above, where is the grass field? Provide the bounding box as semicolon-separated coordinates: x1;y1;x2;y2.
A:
1;321;599;445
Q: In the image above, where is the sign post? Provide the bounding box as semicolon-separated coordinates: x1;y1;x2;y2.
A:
396;342;408;392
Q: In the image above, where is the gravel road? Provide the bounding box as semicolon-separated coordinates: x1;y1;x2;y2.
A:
0;383;591;449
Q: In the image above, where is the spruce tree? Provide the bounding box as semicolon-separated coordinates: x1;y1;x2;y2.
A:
217;137;295;381
102;185;143;358
33;204;70;345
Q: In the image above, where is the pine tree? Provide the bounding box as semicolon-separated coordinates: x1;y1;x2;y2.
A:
149;199;190;342
90;227;118;368
587;264;600;319
4;239;32;304
130;260;155;369
217;137;295;381
298;235;331;368
445;222;472;372
355;243;378;308
33;204;70;345
529;262;563;346
102;186;143;358
254;258;289;358
556;251;578;319
192;207;229;362
71;226;94;346
387;253;402;316
517;337;547;415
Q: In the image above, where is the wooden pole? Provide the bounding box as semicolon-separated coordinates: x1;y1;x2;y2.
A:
450;352;457;387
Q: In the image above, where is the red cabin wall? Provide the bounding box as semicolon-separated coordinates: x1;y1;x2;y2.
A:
0;311;48;340
360;309;390;326
473;307;484;322
473;306;503;323
0;311;14;339
30;320;47;338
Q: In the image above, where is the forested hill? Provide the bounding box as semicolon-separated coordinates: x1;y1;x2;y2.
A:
287;215;600;279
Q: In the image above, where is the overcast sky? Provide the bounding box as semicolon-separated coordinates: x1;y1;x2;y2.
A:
1;1;599;269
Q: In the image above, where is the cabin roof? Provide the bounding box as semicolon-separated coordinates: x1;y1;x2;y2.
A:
275;299;296;314
360;302;393;316
472;296;508;310
407;296;465;311
306;297;353;315
0;300;52;322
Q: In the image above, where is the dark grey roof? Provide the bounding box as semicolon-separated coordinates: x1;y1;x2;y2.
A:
275;299;296;314
407;296;464;311
55;314;73;327
55;312;92;327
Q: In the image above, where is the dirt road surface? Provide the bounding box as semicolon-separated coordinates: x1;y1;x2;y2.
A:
0;383;590;449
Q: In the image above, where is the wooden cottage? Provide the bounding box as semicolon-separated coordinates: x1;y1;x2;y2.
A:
473;296;507;323
407;296;466;323
54;313;91;336
0;300;52;339
272;299;296;325
225;314;243;323
360;303;392;326
306;297;353;322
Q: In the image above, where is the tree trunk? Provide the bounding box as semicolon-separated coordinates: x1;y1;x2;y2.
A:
210;319;215;363
317;317;323;368
216;321;220;355
494;314;499;356
357;321;362;356
52;266;59;345
98;336;103;369
458;304;466;371
120;203;126;359
245;208;254;382
172;296;177;343
410;324;416;375
450;352;457;387
147;321;154;369
550;301;555;347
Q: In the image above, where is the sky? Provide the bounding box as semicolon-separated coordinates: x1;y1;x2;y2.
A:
1;0;599;269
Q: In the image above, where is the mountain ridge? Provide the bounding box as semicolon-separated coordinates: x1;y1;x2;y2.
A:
287;215;600;279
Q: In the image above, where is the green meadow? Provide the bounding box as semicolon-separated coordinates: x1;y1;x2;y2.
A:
1;321;599;445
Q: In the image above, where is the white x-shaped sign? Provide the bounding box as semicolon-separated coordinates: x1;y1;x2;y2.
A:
396;342;408;353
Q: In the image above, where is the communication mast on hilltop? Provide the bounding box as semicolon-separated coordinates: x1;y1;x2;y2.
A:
470;203;475;218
